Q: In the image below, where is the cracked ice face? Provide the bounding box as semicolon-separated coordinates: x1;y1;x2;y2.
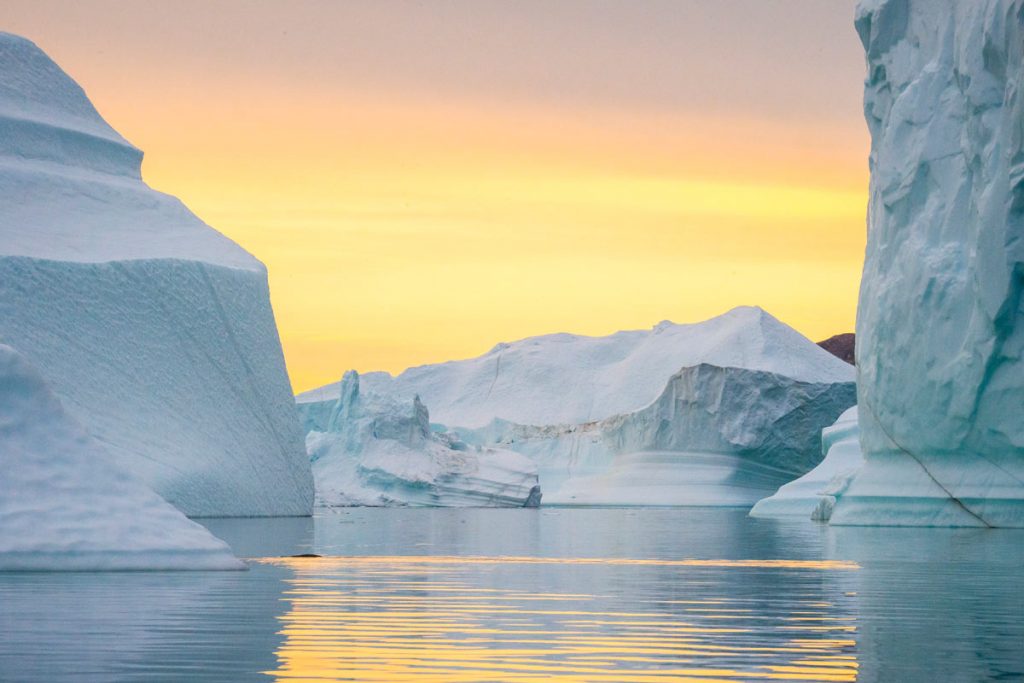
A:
834;0;1024;527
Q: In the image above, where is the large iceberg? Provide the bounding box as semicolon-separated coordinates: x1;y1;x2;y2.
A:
305;371;541;507
0;33;313;516
831;0;1024;527
299;307;856;506
749;407;863;519
303;306;855;430
0;345;242;570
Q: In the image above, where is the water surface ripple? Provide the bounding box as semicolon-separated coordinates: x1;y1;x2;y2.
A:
0;508;1021;682
261;554;860;682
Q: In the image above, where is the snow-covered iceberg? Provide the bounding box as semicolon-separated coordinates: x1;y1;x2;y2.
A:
0;345;242;571
305;371;541;507
749;407;862;519
300;307;856;506
0;33;313;516
303;306;856;430
831;1;1024;527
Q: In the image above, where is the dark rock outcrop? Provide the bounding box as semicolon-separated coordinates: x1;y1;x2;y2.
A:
817;334;855;365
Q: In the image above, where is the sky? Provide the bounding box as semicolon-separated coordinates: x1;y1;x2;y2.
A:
4;0;869;393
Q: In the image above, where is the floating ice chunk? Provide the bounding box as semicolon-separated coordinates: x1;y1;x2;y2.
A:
307;371;540;507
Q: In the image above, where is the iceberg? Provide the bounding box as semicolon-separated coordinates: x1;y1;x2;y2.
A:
300;308;856;506
0;33;313;516
0;345;242;571
302;306;855;430
306;371;541;507
831;0;1024;527
460;365;856;506
749;407;862;519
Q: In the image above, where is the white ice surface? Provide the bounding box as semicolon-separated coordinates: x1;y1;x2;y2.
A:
300;306;854;429
0;345;243;571
749;407;862;518
834;0;1024;526
0;32;256;267
0;33;313;516
307;371;541;507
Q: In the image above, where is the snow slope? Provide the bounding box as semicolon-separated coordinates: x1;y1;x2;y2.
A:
300;306;855;429
749;407;862;519
0;345;242;571
300;309;856;506
0;33;313;516
832;0;1024;526
306;371;541;507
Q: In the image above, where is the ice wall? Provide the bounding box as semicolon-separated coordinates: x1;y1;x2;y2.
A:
833;0;1024;526
749;407;862;519
461;365;855;506
0;345;243;571
0;33;313;516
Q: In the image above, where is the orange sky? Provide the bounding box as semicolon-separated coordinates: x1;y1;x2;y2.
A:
4;1;869;392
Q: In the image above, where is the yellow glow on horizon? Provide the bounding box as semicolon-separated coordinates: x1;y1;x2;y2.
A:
87;83;867;392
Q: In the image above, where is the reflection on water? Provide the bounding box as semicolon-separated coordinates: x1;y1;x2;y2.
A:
0;564;293;682
262;555;860;681
0;509;1021;682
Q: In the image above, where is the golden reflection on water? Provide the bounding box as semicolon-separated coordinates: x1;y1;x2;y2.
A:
258;556;859;682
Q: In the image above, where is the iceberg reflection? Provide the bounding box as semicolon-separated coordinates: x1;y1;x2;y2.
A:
261;555;859;681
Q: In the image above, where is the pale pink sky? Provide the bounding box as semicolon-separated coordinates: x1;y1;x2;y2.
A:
3;1;869;391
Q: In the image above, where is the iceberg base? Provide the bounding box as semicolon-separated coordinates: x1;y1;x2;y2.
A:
749;407;862;519
829;454;1024;528
545;451;795;507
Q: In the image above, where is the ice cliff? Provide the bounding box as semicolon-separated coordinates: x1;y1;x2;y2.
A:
300;308;856;506
749;407;863;519
305;371;541;507
0;345;242;570
0;33;313;516
831;0;1024;526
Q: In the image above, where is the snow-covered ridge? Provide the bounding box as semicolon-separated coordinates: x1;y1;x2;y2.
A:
300;306;855;429
834;0;1024;526
307;371;541;507
0;345;242;571
0;32;313;516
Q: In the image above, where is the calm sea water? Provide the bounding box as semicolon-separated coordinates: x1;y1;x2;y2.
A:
0;508;1022;682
